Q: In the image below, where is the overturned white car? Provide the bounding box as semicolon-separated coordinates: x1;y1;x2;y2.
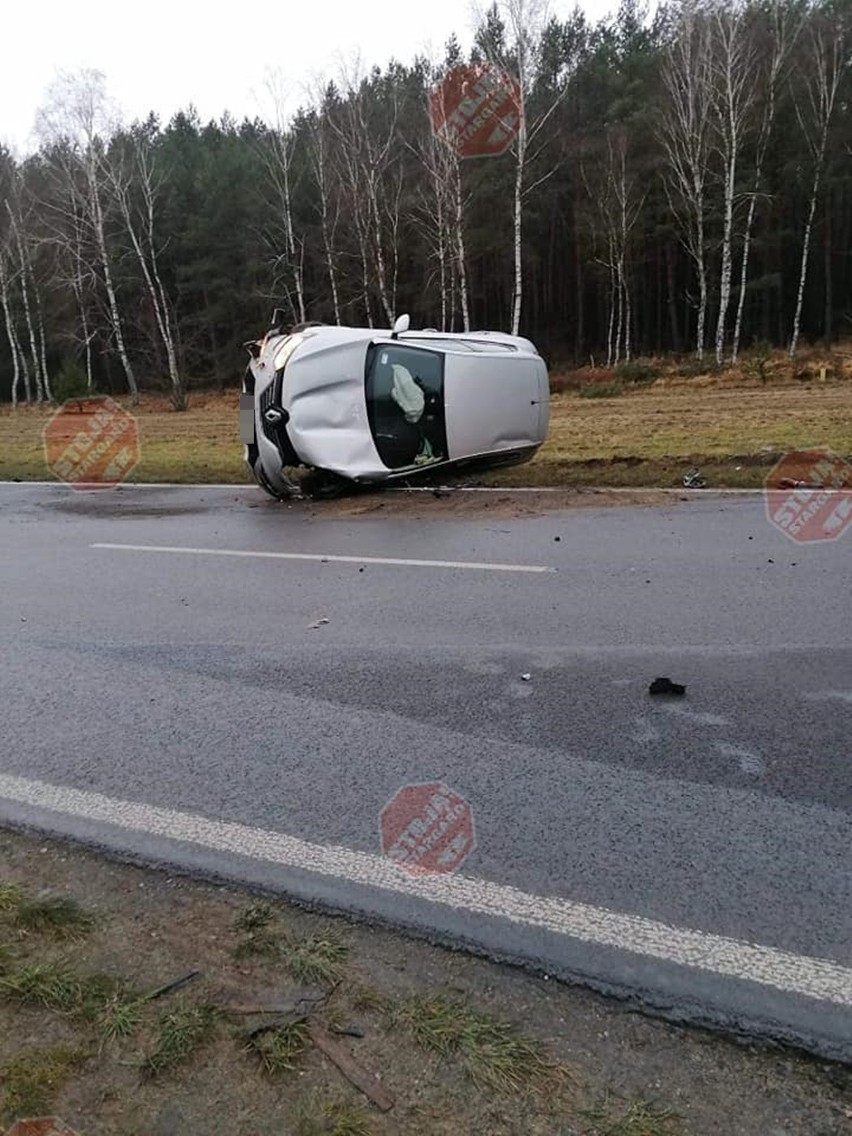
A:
241;314;549;497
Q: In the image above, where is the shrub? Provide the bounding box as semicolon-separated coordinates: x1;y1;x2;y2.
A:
615;359;658;384
51;360;90;403
578;381;624;399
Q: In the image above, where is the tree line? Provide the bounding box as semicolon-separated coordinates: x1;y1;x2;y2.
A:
1;0;850;406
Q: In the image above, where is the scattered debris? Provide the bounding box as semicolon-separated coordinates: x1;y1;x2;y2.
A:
329;1023;366;1039
307;1020;395;1112
649;677;686;697
145;971;202;1003
682;468;706;489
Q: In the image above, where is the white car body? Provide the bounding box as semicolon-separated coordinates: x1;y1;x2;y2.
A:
241;318;549;497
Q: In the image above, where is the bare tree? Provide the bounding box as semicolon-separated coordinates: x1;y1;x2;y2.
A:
414;73;472;331
0;227;27;407
36;69;139;400
260;72;306;326
731;1;798;362
709;0;755;365
328;60;401;325
107;133;185;407
582;130;646;366
660;1;714;359
475;0;574;335
788;9;846;358
4;198;46;401
306;105;342;325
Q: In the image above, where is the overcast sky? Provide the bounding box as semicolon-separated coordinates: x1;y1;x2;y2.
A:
2;0;620;155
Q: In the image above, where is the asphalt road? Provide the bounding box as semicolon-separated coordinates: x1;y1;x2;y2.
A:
1;482;850;1061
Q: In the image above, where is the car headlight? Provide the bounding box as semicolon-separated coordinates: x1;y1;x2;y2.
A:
272;333;304;372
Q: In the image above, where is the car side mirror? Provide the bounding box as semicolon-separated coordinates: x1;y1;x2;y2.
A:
391;314;410;339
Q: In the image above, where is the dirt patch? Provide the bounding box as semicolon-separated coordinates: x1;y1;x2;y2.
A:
0;828;849;1136
302;487;680;522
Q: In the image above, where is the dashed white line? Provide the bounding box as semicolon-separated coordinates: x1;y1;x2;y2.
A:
91;542;556;574
0;771;849;1009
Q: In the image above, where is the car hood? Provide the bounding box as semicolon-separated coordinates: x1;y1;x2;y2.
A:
283;336;385;476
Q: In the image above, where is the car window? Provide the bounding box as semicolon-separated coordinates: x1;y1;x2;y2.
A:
365;344;448;470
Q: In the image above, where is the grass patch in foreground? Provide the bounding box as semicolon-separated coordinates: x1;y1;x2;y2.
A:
231;906;350;987
12;894;95;939
0;881;24;911
580;1096;683;1135
283;930;350;987
246;1019;311;1075
394;994;561;1095
295;1091;374;1136
142;1004;222;1078
0;1045;87;1124
1;961;85;1013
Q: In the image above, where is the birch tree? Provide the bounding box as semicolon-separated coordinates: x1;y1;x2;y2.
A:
306;103;342;325
415;71;471;331
107;132;185;407
730;1;798;361
260;73;306;327
36;69;139;401
4;198;47;401
660;2;714;359
477;0;574;335
328;61;401;325
582;130;646;366
0;208;28;406
709;1;755;365
788;8;846;357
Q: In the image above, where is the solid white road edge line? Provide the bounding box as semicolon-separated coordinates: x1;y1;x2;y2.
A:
91;542;556;574
0;771;849;1009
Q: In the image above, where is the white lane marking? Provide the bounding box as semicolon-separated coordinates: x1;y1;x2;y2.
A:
631;717;662;745
803;691;852;705
0;771;849;1009
91;542;555;574
715;743;766;776
658;705;731;727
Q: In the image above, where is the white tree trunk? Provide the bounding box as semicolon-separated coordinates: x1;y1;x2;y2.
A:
511;122;526;336
0;254;23;407
94;193;137;399
110;144;182;402
6;205;43;401
789;19;841;358
789;167;820;359
453;163;470;332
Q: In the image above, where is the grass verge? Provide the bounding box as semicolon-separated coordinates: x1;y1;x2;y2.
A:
1;375;850;489
0;1046;87;1125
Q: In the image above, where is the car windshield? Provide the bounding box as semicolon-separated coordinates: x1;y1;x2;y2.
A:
365;343;448;469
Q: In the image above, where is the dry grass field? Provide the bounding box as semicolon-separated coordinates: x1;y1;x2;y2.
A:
1;346;850;489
